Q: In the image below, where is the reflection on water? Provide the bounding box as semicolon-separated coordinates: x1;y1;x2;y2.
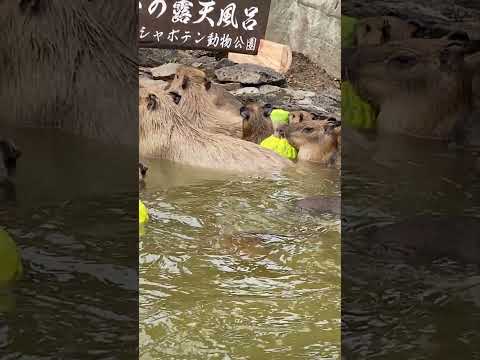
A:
1;129;137;358
343;131;480;359
140;159;341;359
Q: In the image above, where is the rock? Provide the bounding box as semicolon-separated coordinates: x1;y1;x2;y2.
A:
139;78;169;91
266;0;341;78
230;87;261;97
218;82;242;92
139;48;177;67
215;58;237;69
150;63;180;80
259;85;283;95
215;64;287;86
285;89;317;100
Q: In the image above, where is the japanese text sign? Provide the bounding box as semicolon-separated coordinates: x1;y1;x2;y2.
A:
139;0;272;54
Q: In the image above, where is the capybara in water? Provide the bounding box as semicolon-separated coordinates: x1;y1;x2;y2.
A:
287;120;341;167
167;66;243;138
139;88;292;173
345;39;479;141
297;195;340;215
0;1;137;145
240;102;274;143
139;162;148;182
354;16;421;46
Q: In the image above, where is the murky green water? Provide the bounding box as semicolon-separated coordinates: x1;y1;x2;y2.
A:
139;160;341;359
342;132;480;359
1;129;138;358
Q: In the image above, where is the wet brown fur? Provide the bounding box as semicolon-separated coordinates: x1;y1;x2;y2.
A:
167;66;243;138
287;120;340;167
240;102;274;143
139;88;292;173
0;1;137;145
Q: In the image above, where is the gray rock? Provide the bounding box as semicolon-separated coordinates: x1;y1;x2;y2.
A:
139;78;169;91
259;85;283;95
230;87;261;97
215;64;287;86
139;48;177;67
150;63;180;80
218;82;242;92
215;58;237;69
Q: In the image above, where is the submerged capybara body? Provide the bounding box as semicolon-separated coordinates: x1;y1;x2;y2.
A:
240;102;274;143
167;66;243;138
346;39;478;141
287;120;341;167
139;88;291;173
297;195;340;215
0;1;137;145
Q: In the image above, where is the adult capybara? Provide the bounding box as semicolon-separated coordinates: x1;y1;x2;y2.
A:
167;66;243;138
345;39;479;141
0;1;137;145
239;102;274;144
354;16;420;46
139;88;292;173
287;120;341;167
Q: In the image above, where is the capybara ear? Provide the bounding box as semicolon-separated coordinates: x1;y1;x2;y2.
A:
263;104;273;117
240;106;250;120
182;76;190;90
204;79;212;91
147;94;158;111
168;91;182;105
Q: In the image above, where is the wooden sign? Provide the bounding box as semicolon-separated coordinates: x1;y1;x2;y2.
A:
138;0;272;55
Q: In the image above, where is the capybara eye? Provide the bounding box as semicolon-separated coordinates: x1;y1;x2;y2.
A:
302;127;314;134
182;77;189;90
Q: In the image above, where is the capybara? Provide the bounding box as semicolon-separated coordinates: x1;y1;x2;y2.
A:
139;88;292;173
354;16;420;46
297;195;340;215
240;102;274;143
0;1;137;145
168;66;243;138
345;39;479;141
287;120;341;167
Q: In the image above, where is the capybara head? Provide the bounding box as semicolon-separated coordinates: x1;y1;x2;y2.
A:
0;139;21;183
240;102;274;143
287;120;340;165
355;16;421;46
168;66;212;99
347;39;475;106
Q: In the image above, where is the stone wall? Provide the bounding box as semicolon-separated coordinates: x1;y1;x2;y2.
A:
265;0;341;78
